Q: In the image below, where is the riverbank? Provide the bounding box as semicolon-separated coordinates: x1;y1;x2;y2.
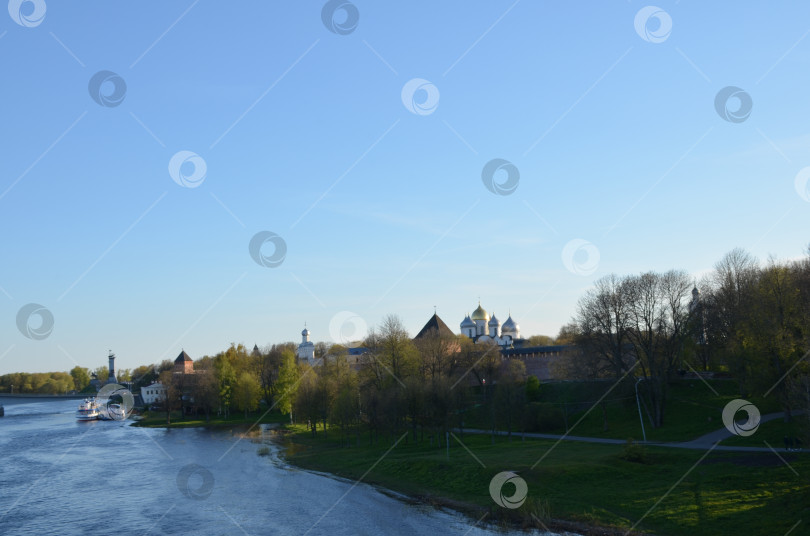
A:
131;409;290;429
274;424;809;536
127;409;809;535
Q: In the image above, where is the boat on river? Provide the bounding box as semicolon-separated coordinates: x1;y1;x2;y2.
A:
76;398;100;421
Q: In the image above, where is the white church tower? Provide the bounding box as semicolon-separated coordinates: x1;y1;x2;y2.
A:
296;324;316;365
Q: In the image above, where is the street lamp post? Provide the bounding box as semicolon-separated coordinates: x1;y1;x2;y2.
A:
635;378;647;442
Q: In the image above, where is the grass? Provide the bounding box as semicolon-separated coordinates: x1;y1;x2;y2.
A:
465;379;786;443
132;408;290;428
722;415;810;448
281;424;810;536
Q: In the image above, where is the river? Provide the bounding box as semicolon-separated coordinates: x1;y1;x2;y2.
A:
0;398;563;535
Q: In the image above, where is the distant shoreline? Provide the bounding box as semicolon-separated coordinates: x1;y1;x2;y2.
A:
0;394;89;406
0;394;88;398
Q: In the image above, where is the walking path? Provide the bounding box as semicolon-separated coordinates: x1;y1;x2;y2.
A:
457;411;805;453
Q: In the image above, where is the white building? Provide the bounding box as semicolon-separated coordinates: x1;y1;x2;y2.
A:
296;325;316;365
460;302;521;347
141;382;166;405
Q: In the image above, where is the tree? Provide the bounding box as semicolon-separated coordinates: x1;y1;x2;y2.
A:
70;366;91;392
555;322;580;345
158;370;181;424
131;365;157;390
525;375;541;402
414;328;459;380
494;359;527;440
624;270;693;428
575;273;634;379
457;336;501;400
93;366;109;382
274;350;300;416
294;365;320;435
527;335;555;346
258;345;282;409
234;371;261;418
192;369;220;422
214;351;236;417
705;248;759;389
743;260;805;420
375;314;419;381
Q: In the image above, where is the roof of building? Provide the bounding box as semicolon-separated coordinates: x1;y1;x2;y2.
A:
175;350;193;363
501;345;571;357
488;313;499;326
414;313;456;340
471;303;488;321
502;314;518;332
460;314;475;328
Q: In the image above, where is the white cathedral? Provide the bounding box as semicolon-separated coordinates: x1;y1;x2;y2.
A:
294;301;523;365
460;302;521;347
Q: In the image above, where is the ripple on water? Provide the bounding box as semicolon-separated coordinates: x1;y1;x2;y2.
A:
0;400;567;536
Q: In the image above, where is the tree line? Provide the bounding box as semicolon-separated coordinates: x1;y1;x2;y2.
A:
6;244;808;443
150;315;534;444
569;245;810;430
0;366;136;394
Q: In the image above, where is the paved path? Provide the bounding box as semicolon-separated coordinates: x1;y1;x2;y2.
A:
456;411;806;453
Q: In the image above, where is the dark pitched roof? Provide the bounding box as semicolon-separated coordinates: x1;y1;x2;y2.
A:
414;313;455;340
175;350;193;363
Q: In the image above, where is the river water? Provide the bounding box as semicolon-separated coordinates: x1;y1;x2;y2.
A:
0;398;562;535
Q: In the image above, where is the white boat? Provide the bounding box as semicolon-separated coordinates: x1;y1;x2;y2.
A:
76;398;100;421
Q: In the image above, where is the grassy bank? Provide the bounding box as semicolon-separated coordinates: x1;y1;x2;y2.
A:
280;424;809;536
722;416;809;448
132;409;289;429
464;379;784;443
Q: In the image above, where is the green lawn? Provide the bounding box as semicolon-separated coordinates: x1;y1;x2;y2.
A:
465;380;786;443
722;415;809;448
133;408;290;428
281;424;810;536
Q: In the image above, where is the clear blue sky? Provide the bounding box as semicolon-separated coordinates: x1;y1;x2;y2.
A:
2;1;810;374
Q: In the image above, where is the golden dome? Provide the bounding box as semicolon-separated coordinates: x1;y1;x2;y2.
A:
471;303;488;321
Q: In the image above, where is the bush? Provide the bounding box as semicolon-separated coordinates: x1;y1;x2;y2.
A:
620;438;649;464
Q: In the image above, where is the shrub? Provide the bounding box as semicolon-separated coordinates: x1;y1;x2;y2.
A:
620;438;649;464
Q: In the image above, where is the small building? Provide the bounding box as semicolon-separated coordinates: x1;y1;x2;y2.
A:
141;382;166;405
